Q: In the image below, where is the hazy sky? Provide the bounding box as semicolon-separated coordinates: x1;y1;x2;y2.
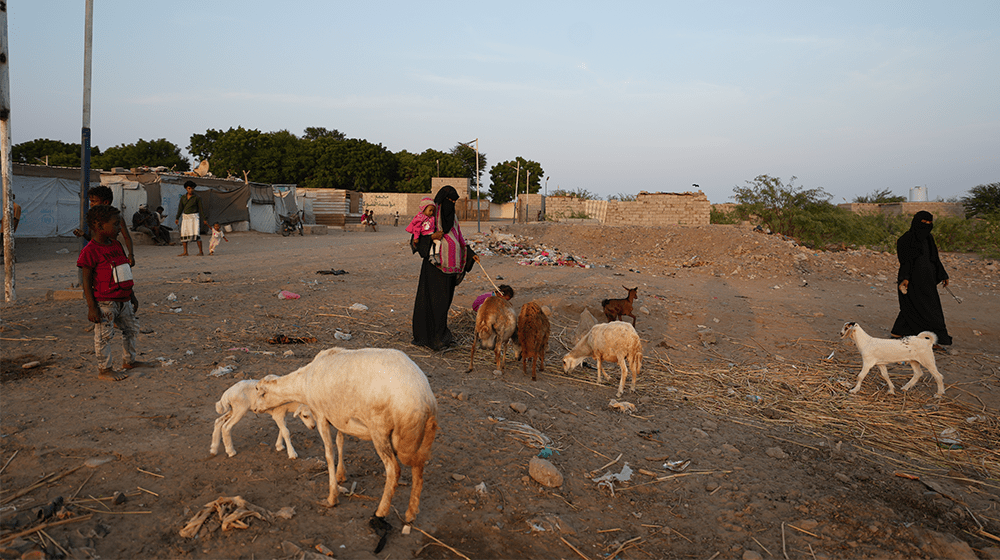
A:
9;1;999;204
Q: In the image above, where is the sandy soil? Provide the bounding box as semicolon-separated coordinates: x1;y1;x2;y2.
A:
2;222;999;560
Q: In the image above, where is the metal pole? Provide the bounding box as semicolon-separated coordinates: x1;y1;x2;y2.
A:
1;1;15;301
474;139;480;233
511;160;519;224
81;0;93;243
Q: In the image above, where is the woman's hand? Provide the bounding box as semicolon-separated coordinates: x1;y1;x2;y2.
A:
473;253;480;263
431;231;444;240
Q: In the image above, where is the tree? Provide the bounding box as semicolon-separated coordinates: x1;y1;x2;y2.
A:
12;138;100;167
450;143;487;184
608;193;637;201
301;137;398;191
303;127;346;141
731;175;837;241
395;149;466;193
852;188;905;203
962;182;1000;218
188;127;304;184
549;187;597;199
92;138;190;171
487;157;544;203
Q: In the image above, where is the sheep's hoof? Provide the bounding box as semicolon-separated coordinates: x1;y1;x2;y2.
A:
370;516;393;554
226;450;237;458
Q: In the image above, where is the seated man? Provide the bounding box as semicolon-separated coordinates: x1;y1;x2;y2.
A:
132;204;170;245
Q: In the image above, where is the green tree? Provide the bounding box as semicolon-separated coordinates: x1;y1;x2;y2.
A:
608;193;637;201
92;138;190;171
188;127;305;184
450;143;488;184
487;157;544;203
852;188;906;203
731;174;839;243
549;187;597;200
962;182;1000;218
302;137;398;191
12;138;100;167
395;149;465;193
303;127;346;141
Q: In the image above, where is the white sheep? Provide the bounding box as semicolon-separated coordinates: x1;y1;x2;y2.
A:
251;347;438;524
210;377;316;459
840;322;945;397
467;295;517;373
563;321;643;397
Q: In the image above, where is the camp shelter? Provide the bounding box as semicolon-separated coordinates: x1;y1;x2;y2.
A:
9;164;101;238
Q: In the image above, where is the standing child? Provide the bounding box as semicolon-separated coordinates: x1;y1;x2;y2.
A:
73;186;136;267
77;205;146;381
208;223;229;255
473;284;514;312
406;198;441;264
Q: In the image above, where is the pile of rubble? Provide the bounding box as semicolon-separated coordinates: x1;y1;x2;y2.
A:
468;232;594;268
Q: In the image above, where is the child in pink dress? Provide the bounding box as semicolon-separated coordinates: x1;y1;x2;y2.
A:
406;198;441;264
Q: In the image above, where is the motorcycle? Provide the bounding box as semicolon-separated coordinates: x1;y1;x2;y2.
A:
280;210;305;237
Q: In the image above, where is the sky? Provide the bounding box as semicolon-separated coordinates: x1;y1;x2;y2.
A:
8;1;999;204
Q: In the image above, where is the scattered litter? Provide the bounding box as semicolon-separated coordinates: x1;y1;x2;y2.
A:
190;296;199;301
593;463;633;484
274;506;295;520
495;420;552;449
349;303;368;311
178;496;275;538
185;350;195;355
475;482;488;494
537;446;559;459
267;334;317;344
283;350;295;357
316;269;348;275
172;308;183;313
277;290;300;300
334;331;352;341
608;399;636;414
663;459;691;472
937;428;963;450
167;293;177;302
208;365;235;377
55;248;70;254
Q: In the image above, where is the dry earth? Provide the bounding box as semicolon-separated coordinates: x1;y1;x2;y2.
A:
2;222;999;560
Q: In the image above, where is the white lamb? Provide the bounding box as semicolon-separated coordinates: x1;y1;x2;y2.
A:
563;321;643;397
251;347;438;525
840;322;945;397
210;377;316;459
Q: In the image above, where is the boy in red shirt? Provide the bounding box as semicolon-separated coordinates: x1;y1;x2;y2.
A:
77;205;144;381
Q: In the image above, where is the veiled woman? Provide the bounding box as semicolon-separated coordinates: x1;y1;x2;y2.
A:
891;211;953;346
412;185;476;350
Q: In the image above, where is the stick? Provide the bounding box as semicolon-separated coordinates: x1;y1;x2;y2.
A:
781;522;789;560
137;467;164;478
0;514;94;545
1;465;83;504
411;525;471;560
593;453;623;474
0;450;17;476
559;535;591;560
476;260;502;294
0;336;58;341
137;486;159;497
70;471;95;501
608;535;643;560
39;530;71;558
751;535;772;557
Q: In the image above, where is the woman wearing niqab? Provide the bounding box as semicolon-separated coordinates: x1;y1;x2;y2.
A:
411;185;475;350
891;211;952;345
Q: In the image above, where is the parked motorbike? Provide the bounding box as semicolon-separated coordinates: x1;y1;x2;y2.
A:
280;210;305;237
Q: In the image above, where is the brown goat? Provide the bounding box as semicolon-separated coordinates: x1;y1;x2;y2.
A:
467;295;516;373
602;286;638;326
512;302;550;381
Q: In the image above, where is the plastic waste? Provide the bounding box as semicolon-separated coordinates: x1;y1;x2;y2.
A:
334;331;352;341
277;290;300;300
167;293;177;301
208;365;235;377
349;303;368;311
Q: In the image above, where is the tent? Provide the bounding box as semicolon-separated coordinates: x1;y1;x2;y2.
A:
10;174;99;238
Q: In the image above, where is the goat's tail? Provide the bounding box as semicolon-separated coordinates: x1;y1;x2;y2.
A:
917;331;938;345
215;400;230;415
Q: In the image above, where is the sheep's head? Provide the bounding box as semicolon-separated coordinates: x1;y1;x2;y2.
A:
839;322;858;339
251;375;281;413
295;404;317;430
563;354;585;373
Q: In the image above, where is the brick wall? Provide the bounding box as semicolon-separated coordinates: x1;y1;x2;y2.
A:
546;191;709;226
837;201;965;219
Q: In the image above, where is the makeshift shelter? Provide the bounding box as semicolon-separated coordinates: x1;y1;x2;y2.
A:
248;184;305;234
10;164;100;238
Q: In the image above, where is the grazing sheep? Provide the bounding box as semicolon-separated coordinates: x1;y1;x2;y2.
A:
251;347;437;525
210;377;316;459
602;286;638;326
512;302;550;381
467;295;517;373
840;322;945;396
563;321;643;397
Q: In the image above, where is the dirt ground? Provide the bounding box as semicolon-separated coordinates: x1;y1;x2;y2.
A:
1;221;999;560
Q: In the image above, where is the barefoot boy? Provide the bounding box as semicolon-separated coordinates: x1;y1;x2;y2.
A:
77;205;145;381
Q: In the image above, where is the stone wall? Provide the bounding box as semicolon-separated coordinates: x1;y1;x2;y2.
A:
837;201;965;219
546;191;710;226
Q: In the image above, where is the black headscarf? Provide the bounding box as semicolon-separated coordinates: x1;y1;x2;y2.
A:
434;185;459;235
910;210;934;242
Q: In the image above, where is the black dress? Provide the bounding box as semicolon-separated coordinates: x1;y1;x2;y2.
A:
411;235;460;350
891;230;952;345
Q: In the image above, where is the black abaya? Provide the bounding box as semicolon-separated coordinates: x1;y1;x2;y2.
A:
412;234;460;350
891;226;952;345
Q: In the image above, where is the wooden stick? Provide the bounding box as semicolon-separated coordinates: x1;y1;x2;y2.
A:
750;536;772;557
411;525;471;560
559;535;591;560
608;535;643;560
0;514;94;545
70;471;95;501
788;523;819;538
137;486;159;497
476;260;502;294
781;522;789;560
1;465;82;504
75;505;152;514
40;530;71;558
137;467;164;478
0;450;17;476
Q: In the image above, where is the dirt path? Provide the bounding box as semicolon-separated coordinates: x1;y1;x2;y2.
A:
2;222;999;559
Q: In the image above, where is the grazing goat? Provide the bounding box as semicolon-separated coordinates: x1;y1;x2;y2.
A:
602;286;638;326
210;377;315;459
251;347;437;525
467;295;517;373
563;321;643;397
840;322;945;397
512;302;550;381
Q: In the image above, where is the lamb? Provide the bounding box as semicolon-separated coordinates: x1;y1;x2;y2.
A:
511;301;550;381
251;347;438;525
840;322;945;397
602;286;638;326
563;321;643;397
210;377;316;459
467;295;517;373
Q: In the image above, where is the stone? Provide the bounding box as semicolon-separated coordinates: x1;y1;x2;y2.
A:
742;551;763;560
910;527;978;560
528;457;563;488
765;447;788;459
510;402;527;414
721;444;741;455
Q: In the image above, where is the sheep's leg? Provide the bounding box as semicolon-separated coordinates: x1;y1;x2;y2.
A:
629;352;639;393
616;357;630;398
317;421;340;507
531;356;538;381
876;364;896;394
272;412;298;459
221;407;249;457
210;412;230;456
335;430;347;483
923;360;946;397
849;360;876;394
370;435;401;519
596;359;605;385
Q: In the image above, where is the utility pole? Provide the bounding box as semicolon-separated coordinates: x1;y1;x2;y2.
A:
1;0;15;301
80;0;94;253
508;160;520;224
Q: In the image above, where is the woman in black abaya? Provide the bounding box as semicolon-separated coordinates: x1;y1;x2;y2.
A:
412;186;476;350
891;211;953;345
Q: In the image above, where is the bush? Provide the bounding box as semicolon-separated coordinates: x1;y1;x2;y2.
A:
710;207;741;224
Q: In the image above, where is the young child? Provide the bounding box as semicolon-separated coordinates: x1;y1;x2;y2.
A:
406;198;441;264
77;205;145;381
208;223;228;255
473;284;514;312
73;186;135;267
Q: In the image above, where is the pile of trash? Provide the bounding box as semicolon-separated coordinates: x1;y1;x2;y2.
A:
469;232;593;268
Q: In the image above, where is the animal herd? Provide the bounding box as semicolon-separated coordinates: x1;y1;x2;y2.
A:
207;284;948;550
